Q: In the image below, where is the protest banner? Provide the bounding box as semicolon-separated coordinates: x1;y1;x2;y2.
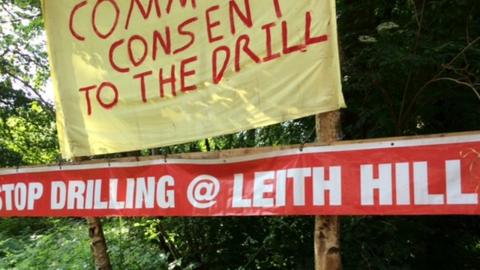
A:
42;0;346;158
1;132;479;217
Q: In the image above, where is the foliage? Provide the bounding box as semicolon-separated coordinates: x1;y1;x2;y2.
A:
339;0;480;138
0;0;58;166
341;216;480;270
154;217;313;270
0;219;93;269
0;218;173;270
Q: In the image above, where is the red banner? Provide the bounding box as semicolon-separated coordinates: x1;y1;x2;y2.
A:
1;133;480;217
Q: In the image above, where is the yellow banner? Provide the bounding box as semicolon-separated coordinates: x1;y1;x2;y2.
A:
42;0;345;158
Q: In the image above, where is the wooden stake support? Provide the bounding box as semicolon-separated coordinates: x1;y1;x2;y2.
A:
314;111;342;270
87;217;112;270
73;157;112;270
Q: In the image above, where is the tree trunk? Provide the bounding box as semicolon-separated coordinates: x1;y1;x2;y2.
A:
87;217;112;270
314;111;342;270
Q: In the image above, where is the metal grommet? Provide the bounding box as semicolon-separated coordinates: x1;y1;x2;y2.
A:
299;143;305;152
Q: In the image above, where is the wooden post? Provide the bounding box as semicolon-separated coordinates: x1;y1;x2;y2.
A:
73;158;112;270
87;217;112;270
314;111;342;270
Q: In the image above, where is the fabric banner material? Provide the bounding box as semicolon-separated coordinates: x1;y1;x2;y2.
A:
41;0;345;158
1;133;479;217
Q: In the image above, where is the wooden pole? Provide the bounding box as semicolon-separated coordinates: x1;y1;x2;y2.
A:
87;217;112;270
73;157;112;270
314;110;342;270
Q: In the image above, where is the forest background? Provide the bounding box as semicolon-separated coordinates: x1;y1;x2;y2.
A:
0;0;479;269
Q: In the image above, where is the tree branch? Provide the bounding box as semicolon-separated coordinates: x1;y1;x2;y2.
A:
425;77;480;100
2;70;54;115
397;0;426;134
401;36;480;127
